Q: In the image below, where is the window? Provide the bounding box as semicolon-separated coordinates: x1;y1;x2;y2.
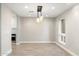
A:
61;19;65;33
58;19;66;45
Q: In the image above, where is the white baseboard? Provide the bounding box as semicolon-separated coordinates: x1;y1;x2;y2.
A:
55;42;77;56
16;41;55;45
16;41;77;56
1;49;12;56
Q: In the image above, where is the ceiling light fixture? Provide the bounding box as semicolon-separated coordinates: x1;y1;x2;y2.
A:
36;18;40;23
25;6;28;8
46;15;48;17
52;6;55;10
40;16;43;22
36;6;43;23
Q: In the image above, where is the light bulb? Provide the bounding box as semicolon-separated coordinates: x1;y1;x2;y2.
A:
25;6;28;8
36;18;40;23
40;16;43;22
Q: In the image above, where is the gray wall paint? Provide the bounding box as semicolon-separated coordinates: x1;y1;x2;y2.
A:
56;5;79;55
17;17;56;43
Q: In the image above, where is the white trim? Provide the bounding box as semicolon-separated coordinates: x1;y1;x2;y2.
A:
59;40;66;45
55;42;77;56
1;49;12;56
16;41;55;45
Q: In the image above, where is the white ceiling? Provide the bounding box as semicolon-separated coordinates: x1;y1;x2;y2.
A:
6;3;76;17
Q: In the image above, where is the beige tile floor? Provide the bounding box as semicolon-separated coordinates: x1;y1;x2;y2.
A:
9;43;71;56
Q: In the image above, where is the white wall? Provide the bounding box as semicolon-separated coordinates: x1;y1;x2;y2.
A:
0;4;1;55
16;16;21;44
17;17;56;43
11;13;17;34
1;4;17;55
56;4;79;55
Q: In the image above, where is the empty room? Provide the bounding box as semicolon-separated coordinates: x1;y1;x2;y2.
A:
0;3;79;56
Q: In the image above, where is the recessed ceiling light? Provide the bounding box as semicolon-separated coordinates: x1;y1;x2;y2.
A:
46;15;48;17
66;3;71;5
25;6;28;8
52;6;55;10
